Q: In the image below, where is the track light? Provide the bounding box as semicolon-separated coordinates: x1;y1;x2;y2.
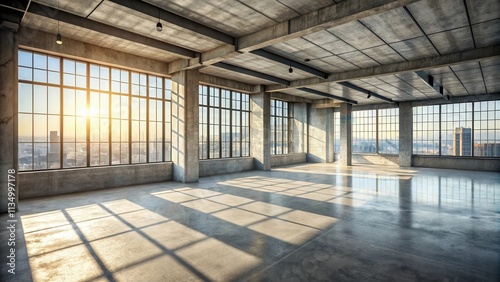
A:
288;61;293;73
156;8;162;31
56;33;62;45
367;93;371;99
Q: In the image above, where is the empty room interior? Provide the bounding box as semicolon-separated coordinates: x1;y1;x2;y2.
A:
1;0;499;281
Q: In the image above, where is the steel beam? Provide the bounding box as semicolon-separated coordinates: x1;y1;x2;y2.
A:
250;49;328;79
28;2;196;58
415;70;451;102
338;82;395;103
108;0;234;45
212;62;290;85
298;87;358;104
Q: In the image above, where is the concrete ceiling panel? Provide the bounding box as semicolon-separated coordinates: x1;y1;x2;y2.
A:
428;27;474;54
479;57;500;68
362;45;406;65
302;30;356;55
406;0;469;34
360;7;423;43
327;21;385;50
450;62;480;72
465;0;500;24
454;68;487;94
35;0;102;17
472;19;500;48
318;56;359;72
269;38;332;59
88;1;219;52
482;65;500;93
338;51;379;68
237;0;299;22
142;0;276;37
389;36;439;60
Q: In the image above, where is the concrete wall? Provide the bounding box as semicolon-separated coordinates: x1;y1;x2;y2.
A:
293;103;307;153
308;107;334;163
352;154;399;165
413;156;500;172
19;163;173;199
199;157;254;177
271;153;307;167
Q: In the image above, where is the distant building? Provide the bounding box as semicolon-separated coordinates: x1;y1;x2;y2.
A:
453;127;472;156
474;143;500;157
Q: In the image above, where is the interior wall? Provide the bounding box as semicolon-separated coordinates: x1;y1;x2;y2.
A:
199;157;254;177
19;162;173;199
271;153;307;167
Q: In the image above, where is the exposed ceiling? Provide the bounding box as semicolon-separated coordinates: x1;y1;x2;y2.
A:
5;0;500;105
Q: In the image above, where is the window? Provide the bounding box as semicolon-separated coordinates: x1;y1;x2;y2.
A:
378;108;399;154
413;101;499;157
199;85;250;159
271;99;291;155
333;111;340;154
413;105;440;155
474;101;500;157
352;110;376;153
18;50;172;171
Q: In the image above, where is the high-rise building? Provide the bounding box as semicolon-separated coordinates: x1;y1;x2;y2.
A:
453;127;472;156
474;143;500;157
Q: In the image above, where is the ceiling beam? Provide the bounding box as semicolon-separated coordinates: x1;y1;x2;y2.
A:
250;49;328;79
169;0;420;73
298;87;358;104
28;2;197;58
415;71;451;102
108;0;234;45
238;0;421;52
338;82;395;103
212;62;290;85
266;45;500;92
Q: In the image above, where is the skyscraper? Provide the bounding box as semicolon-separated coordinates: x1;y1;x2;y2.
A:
453;127;472;156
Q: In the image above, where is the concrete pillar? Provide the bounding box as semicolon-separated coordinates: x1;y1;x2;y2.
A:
293;102;307;153
340;103;352;166
171;69;199;182
250;91;271;170
399;102;413;167
0;30;18;212
307;107;334;163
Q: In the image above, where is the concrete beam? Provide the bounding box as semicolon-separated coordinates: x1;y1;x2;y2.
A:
411;93;500;107
415;71;451;102
18;28;169;76
238;0;421;52
338;82;395;103
271;92;312;103
28;2;196;58
108;0;234;45
266;45;500;92
169;44;241;73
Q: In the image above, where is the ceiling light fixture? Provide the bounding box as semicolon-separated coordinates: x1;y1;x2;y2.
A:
288;61;293;73
56;0;62;44
367;93;371;99
156;8;163;32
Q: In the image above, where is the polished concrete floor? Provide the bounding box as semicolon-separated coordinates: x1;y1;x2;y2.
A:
1;163;499;281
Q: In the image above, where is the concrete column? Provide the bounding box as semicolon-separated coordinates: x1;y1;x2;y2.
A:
340;103;352;166
250;91;271;170
171;69;199;182
0;30;18;212
307;107;334;163
293;102;307;153
399;102;413;167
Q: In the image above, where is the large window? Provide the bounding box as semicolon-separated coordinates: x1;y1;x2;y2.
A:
271;99;291;155
18;50;172;171
413;101;499;157
352;110;376;153
199;85;250;159
378;108;399;154
352;108;399;154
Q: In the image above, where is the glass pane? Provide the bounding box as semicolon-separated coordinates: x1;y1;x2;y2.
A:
34;115;47;142
19;114;32;142
18;83;32;113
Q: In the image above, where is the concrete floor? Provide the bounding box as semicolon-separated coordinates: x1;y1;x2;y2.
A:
1;163;499;281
